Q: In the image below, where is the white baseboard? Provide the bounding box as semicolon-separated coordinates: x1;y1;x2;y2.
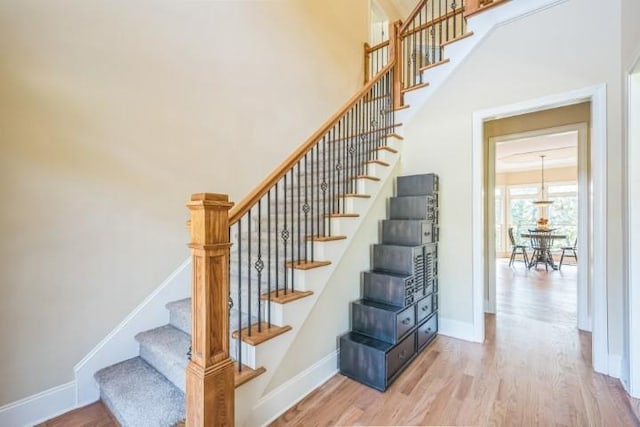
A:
73;258;192;406
250;351;338;427
439;317;481;343
0;381;76;427
609;353;622;379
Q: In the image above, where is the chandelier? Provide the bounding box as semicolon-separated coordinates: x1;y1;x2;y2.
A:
532;155;553;206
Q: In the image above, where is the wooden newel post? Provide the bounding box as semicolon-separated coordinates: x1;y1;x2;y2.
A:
363;42;371;85
389;20;403;110
186;193;235;426
464;0;481;16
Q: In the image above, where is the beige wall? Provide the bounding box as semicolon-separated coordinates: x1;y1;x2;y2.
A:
495;166;577;186
401;0;624;360
0;0;367;405
622;0;640;72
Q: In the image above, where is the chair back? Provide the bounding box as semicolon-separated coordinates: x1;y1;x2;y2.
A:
530;231;551;250
508;227;517;246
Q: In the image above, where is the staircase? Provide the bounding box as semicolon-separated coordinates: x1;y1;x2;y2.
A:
86;1;514;425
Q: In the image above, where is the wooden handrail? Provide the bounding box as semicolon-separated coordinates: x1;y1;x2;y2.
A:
364;42;370;84
399;0;428;34
465;0;481;16
228;62;394;225
389;20;403;110
365;40;390;53
400;8;464;39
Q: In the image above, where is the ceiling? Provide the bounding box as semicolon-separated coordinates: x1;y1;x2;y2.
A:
495;131;578;173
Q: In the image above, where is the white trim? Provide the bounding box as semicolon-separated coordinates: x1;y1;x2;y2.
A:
576;123;590;332
609;354;622;380
472;84;609;374
250;351;339;427
0;381;76;427
73;258;192;406
439;318;480;343
627;69;640;398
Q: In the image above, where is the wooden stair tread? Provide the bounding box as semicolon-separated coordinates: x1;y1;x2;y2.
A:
232;323;292;346
261;290;313;304
306;235;348;242
234;363;266;387
285;260;332;270
352;175;381;181
340;193;371;199
376;145;398;153
402;82;430;94
386;133;404;140
395;104;410;111
441;31;474;47
324;213;360;218
419;58;451;72
366;159;391;167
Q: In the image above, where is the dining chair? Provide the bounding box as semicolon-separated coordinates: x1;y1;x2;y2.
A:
508;227;529;267
529;230;553;271
559;237;578;269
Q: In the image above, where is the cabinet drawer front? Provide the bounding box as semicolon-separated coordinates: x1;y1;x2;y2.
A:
417;314;438;350
386;333;416;380
396;305;416;339
416;295;433;323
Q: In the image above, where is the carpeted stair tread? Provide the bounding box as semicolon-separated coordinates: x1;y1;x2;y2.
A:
167;298;259;335
94;357;185;427
136;325;190;392
166;298;191;335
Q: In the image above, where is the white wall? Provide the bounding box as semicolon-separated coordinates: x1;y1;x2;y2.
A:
0;0;368;405
401;0;624;356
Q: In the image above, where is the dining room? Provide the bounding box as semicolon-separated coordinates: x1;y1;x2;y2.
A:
487;125;584;329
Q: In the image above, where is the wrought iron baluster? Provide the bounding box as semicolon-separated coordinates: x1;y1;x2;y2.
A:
267;190;271;327
289;168;294;292
247;208;252;337
275;183;279;298
282;175;288;295
237;219;242;370
256;202;263;332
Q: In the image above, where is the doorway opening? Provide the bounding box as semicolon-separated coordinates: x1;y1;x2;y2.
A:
487;126;586;333
471;85;609;375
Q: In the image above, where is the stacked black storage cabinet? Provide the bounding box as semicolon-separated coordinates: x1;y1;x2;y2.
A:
339;173;439;391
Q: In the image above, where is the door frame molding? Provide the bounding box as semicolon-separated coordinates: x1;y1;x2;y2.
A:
626;59;640;397
471;84;609;375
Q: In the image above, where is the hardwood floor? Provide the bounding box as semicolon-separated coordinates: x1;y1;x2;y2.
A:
39;260;640;426
271;260;640;426
35;401;118;427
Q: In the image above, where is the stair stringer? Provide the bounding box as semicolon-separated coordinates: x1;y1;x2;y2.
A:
396;0;568;127
232;140;403;427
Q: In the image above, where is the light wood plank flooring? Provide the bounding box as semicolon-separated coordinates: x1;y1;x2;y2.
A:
271;260;640;426
39;260;639;426
35;401;118;426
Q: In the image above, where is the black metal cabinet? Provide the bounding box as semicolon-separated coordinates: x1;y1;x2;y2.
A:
339;173;440;391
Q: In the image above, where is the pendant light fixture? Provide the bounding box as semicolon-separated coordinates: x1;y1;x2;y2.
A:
533;155;553;206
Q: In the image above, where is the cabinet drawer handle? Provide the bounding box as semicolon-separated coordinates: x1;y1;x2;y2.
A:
426;327;433;333
399;350;407;359
401;317;412;325
421;305;430;312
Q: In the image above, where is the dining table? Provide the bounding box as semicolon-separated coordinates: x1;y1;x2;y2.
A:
521;230;567;270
